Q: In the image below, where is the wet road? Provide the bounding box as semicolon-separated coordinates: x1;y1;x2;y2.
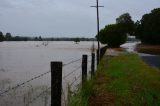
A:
139;53;160;69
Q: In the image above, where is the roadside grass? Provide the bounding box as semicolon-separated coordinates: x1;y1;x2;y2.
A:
68;53;160;106
68;80;94;106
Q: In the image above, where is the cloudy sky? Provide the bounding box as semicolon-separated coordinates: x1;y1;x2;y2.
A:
0;0;160;38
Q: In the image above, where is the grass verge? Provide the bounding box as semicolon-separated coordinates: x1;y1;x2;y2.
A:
68;53;160;106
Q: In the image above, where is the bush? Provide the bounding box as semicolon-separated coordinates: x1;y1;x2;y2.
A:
99;24;127;47
135;8;160;44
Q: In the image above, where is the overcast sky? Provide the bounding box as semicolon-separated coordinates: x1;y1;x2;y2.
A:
0;0;160;37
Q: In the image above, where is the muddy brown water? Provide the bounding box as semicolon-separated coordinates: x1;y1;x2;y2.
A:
0;41;99;106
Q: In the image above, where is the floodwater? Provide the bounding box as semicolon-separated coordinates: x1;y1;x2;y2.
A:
0;41;98;106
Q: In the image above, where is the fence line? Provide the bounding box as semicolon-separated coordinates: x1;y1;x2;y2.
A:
0;46;108;106
0;57;85;97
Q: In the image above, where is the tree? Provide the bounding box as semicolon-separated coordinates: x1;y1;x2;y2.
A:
74;38;80;44
116;13;135;35
38;36;43;41
136;8;160;44
98;13;134;47
5;32;12;41
99;24;127;47
34;37;38;41
0;31;4;42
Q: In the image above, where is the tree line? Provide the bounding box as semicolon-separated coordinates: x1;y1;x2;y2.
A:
0;32;95;42
98;8;160;47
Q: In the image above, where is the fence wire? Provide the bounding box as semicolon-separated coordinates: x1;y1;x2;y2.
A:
63;66;81;79
25;87;51;106
70;75;81;87
0;71;51;96
0;54;94;106
63;58;82;67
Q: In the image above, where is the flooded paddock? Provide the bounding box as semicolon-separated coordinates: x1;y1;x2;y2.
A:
0;41;98;106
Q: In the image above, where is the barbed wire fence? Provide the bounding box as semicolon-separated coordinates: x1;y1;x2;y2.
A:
0;52;96;106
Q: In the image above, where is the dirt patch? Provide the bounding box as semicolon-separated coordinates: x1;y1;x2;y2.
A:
95;74;108;85
112;48;126;52
136;44;160;55
132;84;144;93
89;94;115;106
89;73;116;106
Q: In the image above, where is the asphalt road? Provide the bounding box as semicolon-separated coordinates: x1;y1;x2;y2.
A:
140;54;160;69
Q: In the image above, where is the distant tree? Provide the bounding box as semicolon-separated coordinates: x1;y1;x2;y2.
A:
34;37;38;41
0;31;4;42
74;38;80;44
39;36;42;41
5;32;12;41
135;8;160;44
99;24;127;47
134;20;142;39
116;13;135;35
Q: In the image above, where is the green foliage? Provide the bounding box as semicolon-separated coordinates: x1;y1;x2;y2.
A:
98;53;160;105
135;8;160;44
98;13;134;47
116;13;135;35
0;31;4;42
69;53;160;105
5;32;12;41
99;24;127;47
68;80;94;106
74;38;80;43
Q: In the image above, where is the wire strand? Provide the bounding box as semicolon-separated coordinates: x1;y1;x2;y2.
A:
0;71;51;96
63;58;82;67
25;87;51;106
63;66;81;79
70;75;81;86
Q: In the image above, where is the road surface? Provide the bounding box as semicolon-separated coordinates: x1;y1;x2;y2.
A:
139;53;160;69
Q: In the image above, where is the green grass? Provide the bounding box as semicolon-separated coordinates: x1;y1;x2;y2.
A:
69;53;160;106
68;80;94;106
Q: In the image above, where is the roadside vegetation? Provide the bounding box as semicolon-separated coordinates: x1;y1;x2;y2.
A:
69;53;160;106
98;8;160;50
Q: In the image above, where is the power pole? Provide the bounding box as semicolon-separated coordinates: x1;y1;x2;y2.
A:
91;0;104;65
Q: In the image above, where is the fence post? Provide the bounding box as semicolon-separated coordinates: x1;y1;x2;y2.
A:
97;49;99;66
82;55;87;85
51;62;62;106
91;53;95;78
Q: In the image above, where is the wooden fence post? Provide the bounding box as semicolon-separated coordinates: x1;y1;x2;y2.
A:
97;49;99;66
91;53;95;78
51;62;62;106
82;55;87;85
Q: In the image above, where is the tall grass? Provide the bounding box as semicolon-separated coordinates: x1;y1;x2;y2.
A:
68;53;160;106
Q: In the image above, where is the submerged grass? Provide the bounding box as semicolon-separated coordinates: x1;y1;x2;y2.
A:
69;53;160;106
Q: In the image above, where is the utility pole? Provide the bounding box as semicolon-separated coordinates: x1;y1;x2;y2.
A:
91;0;104;65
